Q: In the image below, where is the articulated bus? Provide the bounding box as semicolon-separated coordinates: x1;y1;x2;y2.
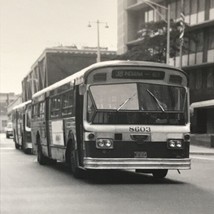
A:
31;60;191;178
12;100;32;153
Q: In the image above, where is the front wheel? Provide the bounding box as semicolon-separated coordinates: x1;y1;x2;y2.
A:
67;141;84;178
70;151;84;178
15;142;19;149
152;169;168;179
37;143;48;165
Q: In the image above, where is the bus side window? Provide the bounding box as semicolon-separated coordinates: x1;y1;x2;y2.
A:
32;104;39;119
51;96;61;118
39;102;45;119
26;107;31;128
62;91;74;116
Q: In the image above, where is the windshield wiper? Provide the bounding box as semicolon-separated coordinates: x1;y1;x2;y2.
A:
146;89;165;112
117;93;136;111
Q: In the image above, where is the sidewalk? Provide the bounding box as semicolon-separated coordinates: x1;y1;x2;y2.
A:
190;144;214;155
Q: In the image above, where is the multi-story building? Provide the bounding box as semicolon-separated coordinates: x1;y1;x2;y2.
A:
117;0;214;146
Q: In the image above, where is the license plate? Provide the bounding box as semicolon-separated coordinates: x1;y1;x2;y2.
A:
134;151;147;158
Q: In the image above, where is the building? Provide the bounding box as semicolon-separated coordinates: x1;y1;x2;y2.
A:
0;93;19;132
117;0;214;146
22;46;116;102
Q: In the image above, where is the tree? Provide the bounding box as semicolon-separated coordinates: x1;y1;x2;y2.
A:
117;20;191;63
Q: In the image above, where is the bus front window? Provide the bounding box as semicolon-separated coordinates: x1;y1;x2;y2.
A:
90;84;139;110
88;83;187;125
138;83;186;112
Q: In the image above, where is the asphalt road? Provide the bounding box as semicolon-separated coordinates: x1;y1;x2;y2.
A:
1;134;214;214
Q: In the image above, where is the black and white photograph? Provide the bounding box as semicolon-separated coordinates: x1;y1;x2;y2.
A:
0;0;214;213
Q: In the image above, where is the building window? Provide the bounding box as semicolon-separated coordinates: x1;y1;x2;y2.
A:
170;1;176;20
184;0;206;25
207;69;214;88
190;37;196;53
196;31;203;64
189;71;196;89
196;31;203;52
184;0;190;15
198;0;205;23
208;28;214;50
210;0;214;19
208;28;214;62
196;70;202;89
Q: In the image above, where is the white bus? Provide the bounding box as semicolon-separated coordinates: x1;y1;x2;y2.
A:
31;61;191;178
12;100;32;153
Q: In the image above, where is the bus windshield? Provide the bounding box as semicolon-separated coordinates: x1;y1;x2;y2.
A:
88;83;187;125
90;83;186;112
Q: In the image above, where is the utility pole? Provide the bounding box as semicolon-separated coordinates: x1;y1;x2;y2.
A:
88;20;109;62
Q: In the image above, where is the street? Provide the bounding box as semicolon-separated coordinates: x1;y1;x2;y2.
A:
1;133;214;214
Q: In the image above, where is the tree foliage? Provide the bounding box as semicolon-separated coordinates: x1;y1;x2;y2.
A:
117;20;191;63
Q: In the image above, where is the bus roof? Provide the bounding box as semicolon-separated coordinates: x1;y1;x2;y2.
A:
12;100;32;111
32;60;186;99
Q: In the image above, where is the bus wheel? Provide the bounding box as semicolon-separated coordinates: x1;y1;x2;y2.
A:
37;142;47;165
24;148;31;155
21;134;25;152
67;143;84;178
15;142;19;149
70;151;84;178
152;169;168;179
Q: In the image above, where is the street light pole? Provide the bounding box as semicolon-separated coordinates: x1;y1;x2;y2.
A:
166;3;170;65
88;20;109;62
96;20;101;62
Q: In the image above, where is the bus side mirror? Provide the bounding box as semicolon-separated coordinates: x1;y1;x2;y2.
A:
79;84;86;95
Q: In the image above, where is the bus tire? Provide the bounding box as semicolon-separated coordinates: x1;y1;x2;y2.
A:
21;134;25;152
152;169;168;179
15;142;19;149
37;136;48;165
67;141;84;178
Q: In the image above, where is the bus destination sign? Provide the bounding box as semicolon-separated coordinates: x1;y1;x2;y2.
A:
112;70;165;80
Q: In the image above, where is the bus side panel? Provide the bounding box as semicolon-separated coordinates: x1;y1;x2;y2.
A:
48;119;65;161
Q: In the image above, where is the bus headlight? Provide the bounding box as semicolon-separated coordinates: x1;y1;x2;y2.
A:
96;139;114;149
167;139;183;149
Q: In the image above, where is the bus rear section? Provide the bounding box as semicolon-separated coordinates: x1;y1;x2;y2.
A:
81;63;191;178
12;101;32;153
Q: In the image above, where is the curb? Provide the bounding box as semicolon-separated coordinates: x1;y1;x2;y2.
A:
190;152;214;156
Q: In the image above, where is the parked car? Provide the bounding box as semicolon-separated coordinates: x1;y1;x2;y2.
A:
5;122;13;138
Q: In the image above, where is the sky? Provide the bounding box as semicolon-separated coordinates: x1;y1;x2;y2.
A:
0;0;117;94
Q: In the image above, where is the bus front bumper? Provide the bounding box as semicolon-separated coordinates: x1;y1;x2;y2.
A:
83;158;191;170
